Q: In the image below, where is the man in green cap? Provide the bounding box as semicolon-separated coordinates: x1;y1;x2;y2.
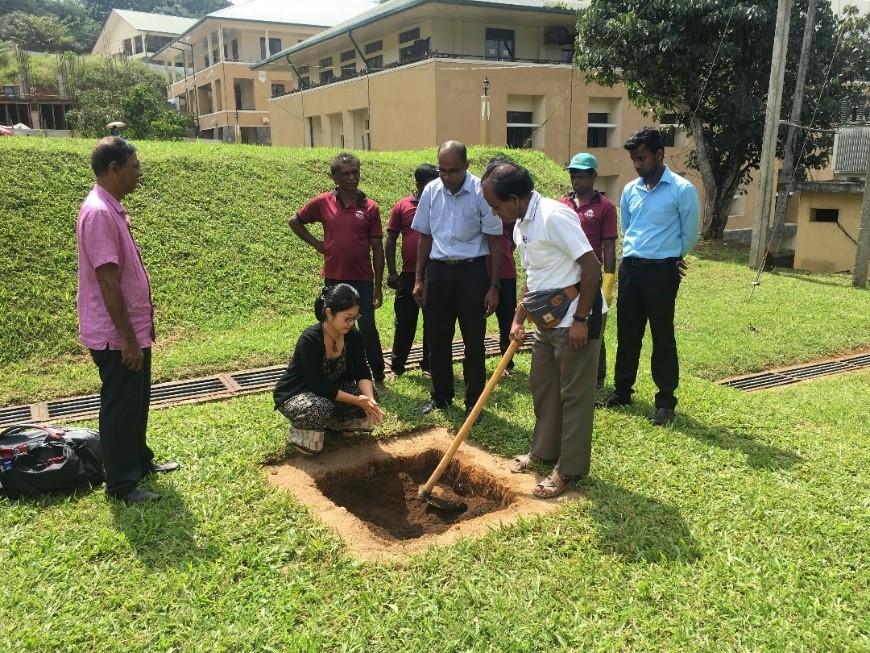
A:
559;152;618;389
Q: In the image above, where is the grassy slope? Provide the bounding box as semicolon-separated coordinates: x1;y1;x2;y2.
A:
2;138;869;406
0;138;566;405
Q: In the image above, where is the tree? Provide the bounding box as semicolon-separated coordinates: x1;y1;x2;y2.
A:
575;0;863;239
65;58;193;139
0;2;101;53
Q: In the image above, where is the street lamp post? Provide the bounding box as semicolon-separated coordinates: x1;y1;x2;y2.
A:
480;77;491;146
234;108;240;144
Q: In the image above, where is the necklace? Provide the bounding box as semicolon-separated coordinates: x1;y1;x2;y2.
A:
323;325;339;353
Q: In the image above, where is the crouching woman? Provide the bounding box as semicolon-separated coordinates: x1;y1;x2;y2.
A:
274;284;385;455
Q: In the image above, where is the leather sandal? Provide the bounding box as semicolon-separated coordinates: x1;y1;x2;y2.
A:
532;472;566;499
511;453;535;474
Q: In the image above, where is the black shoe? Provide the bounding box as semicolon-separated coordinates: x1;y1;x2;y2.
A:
650;408;675;426
417;399;451;415
465;407;483;425
596;392;632;409
148;460;180;474
122;486;161;504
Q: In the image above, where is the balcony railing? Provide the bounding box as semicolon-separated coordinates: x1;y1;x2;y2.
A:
280;50;569;96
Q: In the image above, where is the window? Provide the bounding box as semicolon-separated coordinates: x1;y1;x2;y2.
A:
269;38;282;55
233;81;242;111
213;47;220;64
341;62;357;76
400;37;430;63
341;49;356;62
399;27;420;43
271;83;286;97
204;55;210;68
319;69;335;84
560;48;573;63
298;76;310;88
587;98;621;148
365;40;383;54
135;36;144;54
122;38;132;55
298;65;309;75
231;39;239;61
485;28;515;60
367;54;383;69
587;112;616;147
506;111;536;148
319;56;333;68
811;208;839;223
260;37;267;60
660;113;678;147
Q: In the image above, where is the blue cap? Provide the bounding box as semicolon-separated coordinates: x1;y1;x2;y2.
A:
566;152;598;171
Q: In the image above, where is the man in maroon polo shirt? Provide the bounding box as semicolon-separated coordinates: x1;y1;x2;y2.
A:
559;152;618;389
289;152;386;391
385;163;438;376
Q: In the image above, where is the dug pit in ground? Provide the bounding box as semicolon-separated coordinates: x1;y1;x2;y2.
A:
266;428;579;560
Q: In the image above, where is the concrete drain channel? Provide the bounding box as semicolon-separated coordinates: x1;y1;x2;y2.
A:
0;334;534;427
719;351;870;391
266;428;577;560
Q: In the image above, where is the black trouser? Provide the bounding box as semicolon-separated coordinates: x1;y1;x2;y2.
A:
613;258;682;409
598;314;608;385
494;277;517;370
423;257;489;409
89;347;154;498
391;271;429;375
326;278;385;381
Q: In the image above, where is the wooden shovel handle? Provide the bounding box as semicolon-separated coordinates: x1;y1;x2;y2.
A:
420;338;522;496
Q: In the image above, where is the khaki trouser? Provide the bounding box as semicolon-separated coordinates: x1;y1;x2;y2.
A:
529;327;600;479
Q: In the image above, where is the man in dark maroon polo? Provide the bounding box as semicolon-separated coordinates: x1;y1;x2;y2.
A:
559;152;618;389
289;152;386;391
385;163;438;376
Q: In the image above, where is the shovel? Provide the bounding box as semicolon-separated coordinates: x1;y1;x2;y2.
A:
419;338;522;511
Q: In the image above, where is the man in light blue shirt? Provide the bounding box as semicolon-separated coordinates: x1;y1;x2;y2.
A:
411;141;503;418
599;127;700;425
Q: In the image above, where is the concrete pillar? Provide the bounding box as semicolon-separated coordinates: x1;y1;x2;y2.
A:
218;25;225;63
343;110;355;149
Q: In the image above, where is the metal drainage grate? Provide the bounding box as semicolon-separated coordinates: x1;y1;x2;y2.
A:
720;351;870;391
1;334;537;427
0;405;34;425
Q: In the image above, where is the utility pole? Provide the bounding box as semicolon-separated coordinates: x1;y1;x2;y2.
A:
853;150;870;288
750;0;793;269
770;0;817;253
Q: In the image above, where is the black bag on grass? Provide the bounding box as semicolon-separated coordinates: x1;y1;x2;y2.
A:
0;424;105;499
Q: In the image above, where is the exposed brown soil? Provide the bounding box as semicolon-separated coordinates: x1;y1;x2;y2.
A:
316;450;511;540
266;428;580;560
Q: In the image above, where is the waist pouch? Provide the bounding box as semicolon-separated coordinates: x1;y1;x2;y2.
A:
522;278;603;339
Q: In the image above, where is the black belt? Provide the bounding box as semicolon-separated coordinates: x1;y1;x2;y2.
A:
431;255;486;266
623;256;681;266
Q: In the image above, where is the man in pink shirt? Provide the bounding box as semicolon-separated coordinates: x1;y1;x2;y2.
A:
77;137;178;504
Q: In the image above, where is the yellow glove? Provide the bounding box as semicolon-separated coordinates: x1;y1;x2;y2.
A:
602;272;616;306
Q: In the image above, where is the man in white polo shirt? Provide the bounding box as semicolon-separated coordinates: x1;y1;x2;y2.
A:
481;161;604;498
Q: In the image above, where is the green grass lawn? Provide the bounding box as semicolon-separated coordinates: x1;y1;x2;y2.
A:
2;359;867;651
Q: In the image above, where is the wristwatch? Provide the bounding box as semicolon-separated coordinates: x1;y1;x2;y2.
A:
573;313;588;323
490;280;501;290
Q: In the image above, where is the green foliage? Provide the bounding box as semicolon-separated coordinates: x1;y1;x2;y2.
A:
62;58;192;139
575;0;868;238
0;1;101;53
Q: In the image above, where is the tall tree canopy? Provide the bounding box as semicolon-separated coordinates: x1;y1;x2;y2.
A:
575;0;869;238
